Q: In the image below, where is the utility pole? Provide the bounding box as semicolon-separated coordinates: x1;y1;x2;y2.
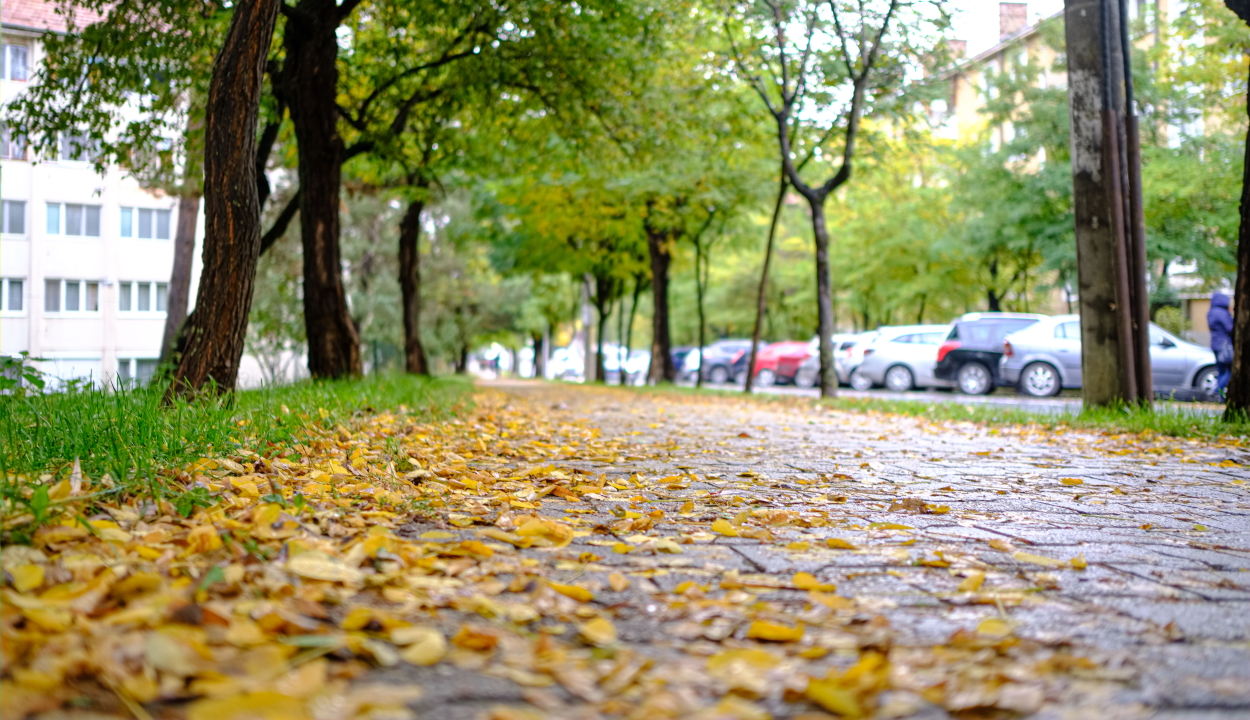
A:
1064;0;1152;407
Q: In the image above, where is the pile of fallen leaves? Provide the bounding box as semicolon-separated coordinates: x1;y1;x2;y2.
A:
2;389;1117;719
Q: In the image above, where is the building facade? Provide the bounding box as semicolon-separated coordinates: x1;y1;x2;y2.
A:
1;0;204;387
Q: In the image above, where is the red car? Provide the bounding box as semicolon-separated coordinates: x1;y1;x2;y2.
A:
747;341;814;386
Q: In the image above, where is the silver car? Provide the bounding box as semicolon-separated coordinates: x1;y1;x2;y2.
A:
1000;315;1218;397
795;332;878;388
855;325;953;391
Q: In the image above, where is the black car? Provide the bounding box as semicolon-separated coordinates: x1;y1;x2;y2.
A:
934;313;1046;394
684;339;752;384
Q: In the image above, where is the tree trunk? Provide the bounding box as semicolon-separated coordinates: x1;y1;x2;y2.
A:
809;200;837;398
646;223;676;383
285;0;361;379
532;332;545;379
159;190;200;367
398;198;430;375
746;169;787;394
625;276;643;383
695;238;706;389
166;0;280;398
1226;45;1250;418
615;279;626;385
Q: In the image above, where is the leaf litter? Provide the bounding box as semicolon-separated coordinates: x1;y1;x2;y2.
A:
3;384;1232;719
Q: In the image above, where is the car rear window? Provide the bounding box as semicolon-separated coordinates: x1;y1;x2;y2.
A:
1055;321;1079;339
919;332;945;343
954;319;1039;343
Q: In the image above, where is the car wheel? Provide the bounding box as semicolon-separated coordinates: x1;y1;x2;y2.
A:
756;368;776;387
884;365;915;392
957;362;993;395
849;368;873;391
794;367;818;389
1194;366;1219;395
1019;362;1062;397
709;365;729;384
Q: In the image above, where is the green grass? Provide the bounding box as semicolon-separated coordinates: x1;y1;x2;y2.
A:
0;374;471;540
618;382;1250;441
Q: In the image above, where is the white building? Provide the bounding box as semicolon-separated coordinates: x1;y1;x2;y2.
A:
1;0;206;388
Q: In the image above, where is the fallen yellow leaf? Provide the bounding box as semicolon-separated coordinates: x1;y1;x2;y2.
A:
746;620;804;642
548;581;593;602
711;518;739;537
578;617;617;646
792;572;836;592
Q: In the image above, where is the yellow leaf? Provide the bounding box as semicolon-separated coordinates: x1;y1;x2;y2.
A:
707;648;781;693
548;581;593;602
976;617;1013;637
516;518;574;547
286;551;364;584
611;543;633;554
809;591;854;610
9;565;43;593
393;627;447;665
825;538;857;550
420;531;456;540
867;522;912;530
451;624;499;652
608;572;630;592
1012;551;1065;568
186;692;308;720
806;678;862;718
792;572;836;592
711;518;739;537
786;541;811;551
186;524;223;554
1069;554;1088;570
988;539;1012;551
957;571;985;592
1061;478;1084;485
746;620;804;642
579;617;617;646
23;607;71;632
679;500;695;515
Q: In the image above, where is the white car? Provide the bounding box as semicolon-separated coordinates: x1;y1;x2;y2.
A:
854;325;953;391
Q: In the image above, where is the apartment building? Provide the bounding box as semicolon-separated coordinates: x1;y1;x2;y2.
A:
1;0;203;388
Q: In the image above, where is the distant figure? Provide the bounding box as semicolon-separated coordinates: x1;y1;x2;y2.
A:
1208;292;1234;398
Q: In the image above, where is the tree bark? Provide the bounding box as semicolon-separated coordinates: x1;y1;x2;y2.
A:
1223;0;1250;418
398;198;430;375
285;0;361;379
694;237;706;389
810;200;837;397
625;275;643;382
646;220;676;384
745;169;788;394
166;0;280;398
532;332;545;379
159;191;200;367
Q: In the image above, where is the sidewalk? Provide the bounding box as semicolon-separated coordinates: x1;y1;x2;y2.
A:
380;381;1250;719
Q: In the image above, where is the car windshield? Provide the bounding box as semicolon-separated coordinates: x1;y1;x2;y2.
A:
956;319;1038;343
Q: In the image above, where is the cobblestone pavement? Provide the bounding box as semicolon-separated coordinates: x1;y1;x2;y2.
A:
378;382;1250;720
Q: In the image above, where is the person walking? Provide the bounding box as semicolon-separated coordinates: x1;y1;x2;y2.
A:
1208;292;1234;399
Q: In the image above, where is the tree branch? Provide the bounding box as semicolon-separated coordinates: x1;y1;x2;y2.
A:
259;189;301;256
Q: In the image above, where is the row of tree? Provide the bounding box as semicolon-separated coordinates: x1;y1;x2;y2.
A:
6;0;1248;405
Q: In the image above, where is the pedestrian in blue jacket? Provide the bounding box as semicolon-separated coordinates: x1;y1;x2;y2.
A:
1208;292;1234;397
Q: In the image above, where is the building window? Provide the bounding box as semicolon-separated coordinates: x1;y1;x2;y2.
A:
2;200;25;234
46;203;102;237
1;278;24;313
59;132;99;162
44;279;100;314
117;281;168;314
120;207;172;239
0;124;26;160
117;358;160;387
3;44;28;82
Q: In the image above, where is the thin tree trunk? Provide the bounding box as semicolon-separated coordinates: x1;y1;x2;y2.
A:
646;220;676;383
532;332;545;379
160;190;200;367
593;275;613;384
615;282;627;385
810;200;837;398
285;0;361;379
625;276;643;383
1226;46;1250;418
695;237;706;389
166;0;280;398
399;198;429;375
746;169;788;394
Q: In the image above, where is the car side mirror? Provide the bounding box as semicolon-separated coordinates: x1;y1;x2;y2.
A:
1156;338;1175;348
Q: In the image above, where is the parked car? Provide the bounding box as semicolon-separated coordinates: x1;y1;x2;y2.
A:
681;339;753;384
747;340;813;386
934;313;1047;394
1000;315;1218;397
624;349;651;385
855;325;953;391
795;333;876;388
671;346;695;374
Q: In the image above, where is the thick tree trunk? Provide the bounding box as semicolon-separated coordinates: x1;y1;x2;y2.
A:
646;224;676;383
746;170;787;394
159;191;200;367
1227;57;1250;417
166;0;280;398
398;199;429;375
809;200;837;398
695;240;706;389
285;0;361;379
